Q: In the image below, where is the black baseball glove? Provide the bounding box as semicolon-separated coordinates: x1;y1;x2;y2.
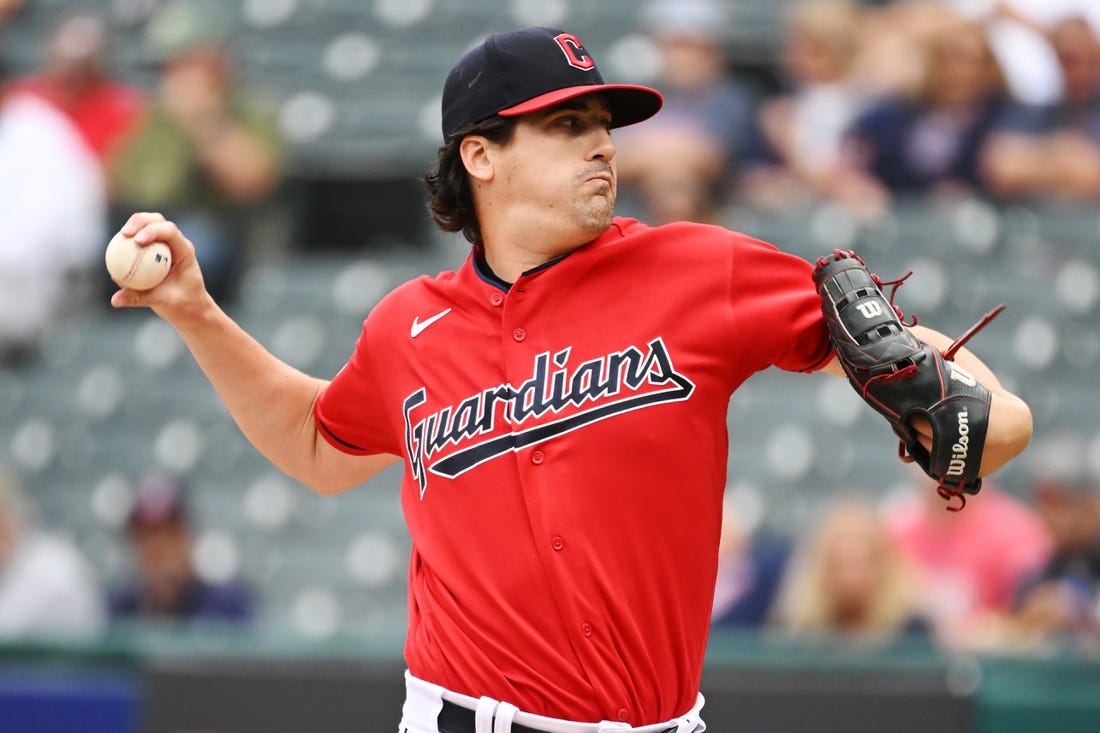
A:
813;249;1004;511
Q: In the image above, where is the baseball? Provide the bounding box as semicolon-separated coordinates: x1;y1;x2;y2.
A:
105;231;172;291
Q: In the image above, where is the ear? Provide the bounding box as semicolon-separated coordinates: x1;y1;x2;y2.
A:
459;135;495;183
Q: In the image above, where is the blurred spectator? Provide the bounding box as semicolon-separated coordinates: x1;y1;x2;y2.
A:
771;499;929;644
109;472;253;624
0;53;107;366
853;1;955;100
711;493;790;628
9;10;143;164
946;1;1100;102
615;0;761;223
109;0;283;303
1012;435;1100;645
839;17;1009;205
858;1;1067;103
962;0;1067;105
0;464;105;639
739;0;875;214
981;15;1100;200
885;475;1051;649
0;0;21;21
1015;474;1100;642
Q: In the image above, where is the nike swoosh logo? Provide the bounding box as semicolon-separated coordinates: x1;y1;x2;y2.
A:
411;308;452;338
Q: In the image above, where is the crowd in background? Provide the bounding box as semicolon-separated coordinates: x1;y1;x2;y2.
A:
0;0;1098;658
3;0;1100;355
0;465;253;636
0;0;283;366
617;0;1100;224
712;462;1100;655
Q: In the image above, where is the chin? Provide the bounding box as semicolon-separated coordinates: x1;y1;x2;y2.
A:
578;201;615;231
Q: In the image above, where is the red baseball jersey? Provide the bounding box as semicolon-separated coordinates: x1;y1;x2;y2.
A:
316;217;831;725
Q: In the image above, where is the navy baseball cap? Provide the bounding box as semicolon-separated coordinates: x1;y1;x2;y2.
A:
128;472;188;530
441;27;664;141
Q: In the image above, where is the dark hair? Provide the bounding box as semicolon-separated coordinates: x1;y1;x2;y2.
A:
423;116;517;244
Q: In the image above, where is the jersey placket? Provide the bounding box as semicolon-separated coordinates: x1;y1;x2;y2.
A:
495;269;637;724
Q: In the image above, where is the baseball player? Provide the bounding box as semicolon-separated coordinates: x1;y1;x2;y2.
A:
110;27;1033;733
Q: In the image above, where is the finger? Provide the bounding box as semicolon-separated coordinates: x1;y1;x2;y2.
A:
132;219;182;246
110;288;148;309
131;221;193;265
120;212;166;237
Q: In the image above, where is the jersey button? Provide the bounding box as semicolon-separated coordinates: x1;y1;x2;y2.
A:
531;450;544;464
489;292;504;306
551;536;564;551
617;709;630;723
512;327;527;342
581;622;593;637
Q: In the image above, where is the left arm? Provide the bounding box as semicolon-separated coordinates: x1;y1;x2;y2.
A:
821;324;1033;477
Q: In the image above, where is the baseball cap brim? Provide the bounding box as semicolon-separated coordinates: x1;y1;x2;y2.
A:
498;83;663;128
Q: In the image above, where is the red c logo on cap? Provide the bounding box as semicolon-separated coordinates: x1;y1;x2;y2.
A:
554;33;595;71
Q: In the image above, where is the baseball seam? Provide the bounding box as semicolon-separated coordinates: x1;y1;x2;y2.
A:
123;246;147;284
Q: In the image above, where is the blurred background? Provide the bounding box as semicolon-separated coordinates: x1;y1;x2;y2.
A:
1;0;1100;731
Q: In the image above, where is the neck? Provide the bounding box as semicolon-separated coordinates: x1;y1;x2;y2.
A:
472;200;614;281
481;247;560;284
480;222;605;283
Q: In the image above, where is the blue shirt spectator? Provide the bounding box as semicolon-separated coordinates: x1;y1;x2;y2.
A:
712;536;790;628
840;17;1009;201
108;472;254;625
109;577;252;622
615;0;763;224
846;94;1008;193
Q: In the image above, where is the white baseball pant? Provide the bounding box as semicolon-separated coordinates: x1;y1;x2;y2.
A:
398;670;707;733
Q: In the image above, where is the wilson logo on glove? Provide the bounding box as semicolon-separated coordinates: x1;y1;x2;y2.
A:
947;410;970;478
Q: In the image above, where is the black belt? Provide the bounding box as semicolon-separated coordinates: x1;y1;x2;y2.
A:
437;700;543;733
436;700;678;733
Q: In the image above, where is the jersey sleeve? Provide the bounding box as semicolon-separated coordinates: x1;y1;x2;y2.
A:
314;315;402;457
727;235;832;374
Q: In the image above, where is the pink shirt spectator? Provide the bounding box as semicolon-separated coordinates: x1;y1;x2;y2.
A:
886;483;1052;646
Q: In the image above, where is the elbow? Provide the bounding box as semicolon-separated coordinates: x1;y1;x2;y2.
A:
294;432;399;496
1000;390;1034;460
290;462;358;497
979;392;1034;476
279;441;359;496
1006;396;1034;461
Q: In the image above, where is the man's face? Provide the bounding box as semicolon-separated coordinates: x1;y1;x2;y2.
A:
1037;484;1100;552
131;520;193;608
491;95;618;250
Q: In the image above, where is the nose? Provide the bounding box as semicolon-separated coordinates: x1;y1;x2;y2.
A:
590;126;616;162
